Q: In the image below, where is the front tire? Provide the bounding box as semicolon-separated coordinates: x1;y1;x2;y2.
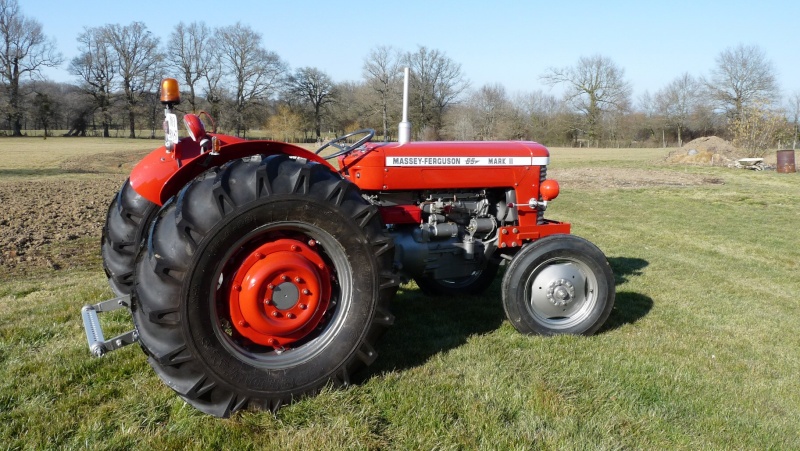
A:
132;155;397;417
502;235;614;336
101;179;159;295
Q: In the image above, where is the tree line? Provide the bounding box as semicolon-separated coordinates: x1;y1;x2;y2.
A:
2;0;798;154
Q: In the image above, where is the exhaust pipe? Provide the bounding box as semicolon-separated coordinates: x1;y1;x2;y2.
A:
398;67;412;144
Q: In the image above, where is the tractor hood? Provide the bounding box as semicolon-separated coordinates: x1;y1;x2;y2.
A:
339;141;550;191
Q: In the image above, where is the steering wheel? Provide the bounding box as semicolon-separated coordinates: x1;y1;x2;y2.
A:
315;129;375;160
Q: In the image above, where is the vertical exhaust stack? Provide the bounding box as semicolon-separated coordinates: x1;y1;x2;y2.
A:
398;67;412;145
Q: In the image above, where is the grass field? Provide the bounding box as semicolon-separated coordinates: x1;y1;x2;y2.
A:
1;138;799;449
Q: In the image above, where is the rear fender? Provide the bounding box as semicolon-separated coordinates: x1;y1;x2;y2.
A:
129;135;338;205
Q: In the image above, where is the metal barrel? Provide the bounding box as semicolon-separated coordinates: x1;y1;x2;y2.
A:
776;150;796;173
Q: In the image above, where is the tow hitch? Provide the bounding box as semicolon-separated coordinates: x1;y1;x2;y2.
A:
81;295;138;357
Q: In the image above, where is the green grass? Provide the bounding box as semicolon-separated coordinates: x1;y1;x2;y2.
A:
1;139;799;449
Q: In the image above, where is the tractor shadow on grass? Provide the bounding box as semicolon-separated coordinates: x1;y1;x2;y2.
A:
599;291;653;333
608;256;649;284
600;256;653;333
365;281;507;376
364;256;652;376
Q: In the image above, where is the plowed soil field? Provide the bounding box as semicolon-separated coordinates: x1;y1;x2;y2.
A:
0;138;151;275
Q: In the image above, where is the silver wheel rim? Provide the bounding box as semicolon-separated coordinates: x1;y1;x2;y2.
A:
525;256;598;330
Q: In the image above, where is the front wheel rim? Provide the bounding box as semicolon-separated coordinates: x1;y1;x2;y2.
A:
525;257;598;330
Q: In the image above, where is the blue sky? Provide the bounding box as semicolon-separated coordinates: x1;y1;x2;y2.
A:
22;0;800;103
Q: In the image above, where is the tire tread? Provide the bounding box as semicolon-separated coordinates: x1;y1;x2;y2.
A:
132;154;398;417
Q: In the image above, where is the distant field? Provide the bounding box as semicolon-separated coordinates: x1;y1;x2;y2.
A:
1;137;799;449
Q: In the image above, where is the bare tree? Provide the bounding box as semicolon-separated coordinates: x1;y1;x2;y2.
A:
201;39;224;126
362;45;401;141
286;67;336;139
265;104;303;142
70;26;115;137
0;0;62;136
31;90;53;136
446;104;475;140
325;80;374;137
29;80;67;133
216;23;286;137
730;102;789;157
787;92;800;150
167;22;212;112
541;55;631;146
706;44;779;120
469;83;511;140
637;90;664;146
104;22;162;138
515;90;571;145
59;82;93;136
404;46;469;138
655;73;700;146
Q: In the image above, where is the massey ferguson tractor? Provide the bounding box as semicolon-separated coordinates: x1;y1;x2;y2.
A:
81;73;615;418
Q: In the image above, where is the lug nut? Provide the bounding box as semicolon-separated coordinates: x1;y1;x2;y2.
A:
295;277;302;283
238;320;247;327
299;303;307;310
233;285;241;292
308;239;316;246
267;283;274;290
254;252;265;259
271;311;280;317
281;275;289;282
291;245;299;251
268;338;278;346
302;289;310;295
286;313;296;319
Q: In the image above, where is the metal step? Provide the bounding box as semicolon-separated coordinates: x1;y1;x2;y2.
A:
80;295;138;357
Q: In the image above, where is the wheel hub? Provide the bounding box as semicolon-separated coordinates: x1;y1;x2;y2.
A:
272;282;300;309
547;279;575;306
227;238;332;347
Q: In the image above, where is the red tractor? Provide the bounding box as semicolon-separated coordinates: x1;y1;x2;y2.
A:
82;76;615;417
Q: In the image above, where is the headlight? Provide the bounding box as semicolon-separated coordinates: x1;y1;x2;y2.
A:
540;179;560;201
183;114;206;142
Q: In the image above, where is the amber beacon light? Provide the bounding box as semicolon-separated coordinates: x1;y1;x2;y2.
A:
160;78;181;105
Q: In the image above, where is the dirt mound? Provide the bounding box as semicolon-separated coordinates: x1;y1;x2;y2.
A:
667;136;740;166
682;136;739;155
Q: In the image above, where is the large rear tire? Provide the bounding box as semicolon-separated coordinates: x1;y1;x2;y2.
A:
101;179;159;295
502;235;614;336
132;155;397;417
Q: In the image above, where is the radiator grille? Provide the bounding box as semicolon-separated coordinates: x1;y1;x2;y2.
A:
537;165;547;224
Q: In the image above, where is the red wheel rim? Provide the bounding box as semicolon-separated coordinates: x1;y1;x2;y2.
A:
226;238;332;348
